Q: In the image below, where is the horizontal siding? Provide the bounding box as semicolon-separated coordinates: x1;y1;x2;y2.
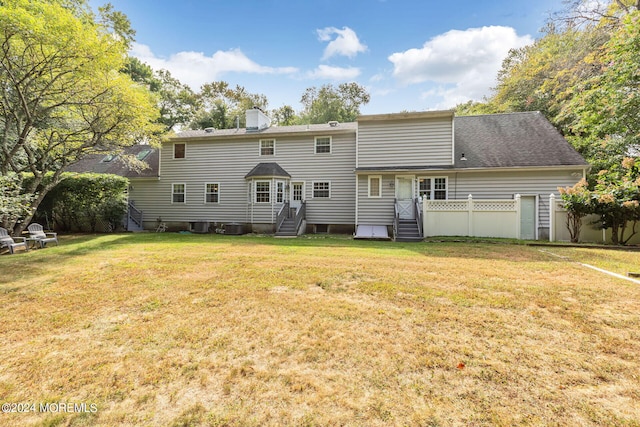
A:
357;174;396;225
357;118;453;168
130;132;356;226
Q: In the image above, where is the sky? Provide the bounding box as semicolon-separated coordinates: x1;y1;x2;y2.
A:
95;0;562;115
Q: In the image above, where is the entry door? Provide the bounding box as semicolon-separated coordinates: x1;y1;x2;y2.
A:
396;176;415;219
291;182;304;210
520;196;536;240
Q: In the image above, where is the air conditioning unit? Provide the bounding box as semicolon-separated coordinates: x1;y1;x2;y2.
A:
192;221;209;233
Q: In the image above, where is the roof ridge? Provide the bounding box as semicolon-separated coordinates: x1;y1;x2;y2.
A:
456;111;542;119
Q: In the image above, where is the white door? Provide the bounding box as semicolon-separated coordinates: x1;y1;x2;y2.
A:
396;176;415;219
520;196;536;240
291;182;304;210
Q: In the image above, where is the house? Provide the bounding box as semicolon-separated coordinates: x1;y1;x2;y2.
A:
118;108;588;240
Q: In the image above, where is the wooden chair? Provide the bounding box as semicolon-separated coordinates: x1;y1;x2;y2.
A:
27;223;58;248
0;227;28;254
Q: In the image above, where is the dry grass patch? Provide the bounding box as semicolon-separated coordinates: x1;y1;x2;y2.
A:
1;234;640;426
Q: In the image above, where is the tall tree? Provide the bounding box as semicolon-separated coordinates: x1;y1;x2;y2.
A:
0;0;160;233
190;81;268;129
300;83;370;124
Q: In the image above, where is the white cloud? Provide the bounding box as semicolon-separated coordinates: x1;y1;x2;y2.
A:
130;43;298;89
317;27;367;60
388;26;533;106
307;65;361;80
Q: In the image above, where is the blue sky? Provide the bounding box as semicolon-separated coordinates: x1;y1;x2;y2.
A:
99;0;561;115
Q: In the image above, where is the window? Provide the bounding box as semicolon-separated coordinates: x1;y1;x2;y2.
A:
102;154;116;163
172;183;185;203
418;177;447;200
276;181;284;203
313;182;330;198
205;183;219;203
368;175;382;198
292;182;304;202
255;181;270;203
174;143;186;159
315;136;331;154
136;149;152;160
260;139;275;156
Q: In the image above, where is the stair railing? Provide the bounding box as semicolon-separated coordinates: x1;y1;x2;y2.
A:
276;201;290;232
293;201;306;234
128;202;143;228
414;197;423;237
393;198;399;241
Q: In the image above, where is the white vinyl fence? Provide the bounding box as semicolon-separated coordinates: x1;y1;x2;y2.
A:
423;194;521;239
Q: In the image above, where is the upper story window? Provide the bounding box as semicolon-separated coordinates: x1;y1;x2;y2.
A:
136;149;152;160
419;177;447;200
313;182;331;198
172;183;185;203
368;175;382;198
205;183;219;203
260;139;275;156
315;136;331;154
174;143;186;159
101;154;116;163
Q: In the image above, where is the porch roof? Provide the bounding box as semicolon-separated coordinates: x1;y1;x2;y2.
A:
244;162;291;179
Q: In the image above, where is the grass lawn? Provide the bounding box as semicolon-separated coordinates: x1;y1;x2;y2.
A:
1;234;639;426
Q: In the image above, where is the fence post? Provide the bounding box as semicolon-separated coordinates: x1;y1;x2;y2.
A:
422;195;428;237
515;194;521;239
467;194;473;236
549;194;556;242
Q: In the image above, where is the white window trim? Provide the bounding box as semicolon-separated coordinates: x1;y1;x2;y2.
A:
173;143;186;159
259;139;276;156
418;176;448;200
171;182;186;204
368;175;382;198
312;181;331;199
314;136;332;154
204;182;220;204
276;180;285;204
255;180;271;204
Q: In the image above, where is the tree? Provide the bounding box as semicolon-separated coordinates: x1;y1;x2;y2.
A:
190;81;268;129
299;83;370;124
271;105;298;126
563;11;640;169
0;173;34;229
0;0;160;234
123;58;199;131
558;179;592;242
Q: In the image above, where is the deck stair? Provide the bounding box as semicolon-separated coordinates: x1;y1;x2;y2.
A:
395;219;422;242
276;217;298;237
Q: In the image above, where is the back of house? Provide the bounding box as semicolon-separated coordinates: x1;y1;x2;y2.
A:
125;108;588;240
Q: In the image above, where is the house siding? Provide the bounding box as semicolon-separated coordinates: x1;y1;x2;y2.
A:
357;117;453;168
129;131;356;229
356;169;583;230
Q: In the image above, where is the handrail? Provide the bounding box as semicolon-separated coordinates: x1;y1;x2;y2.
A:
393;198;399;241
276;201;290;231
293;201;306;233
128;202;143;227
414;197;423;237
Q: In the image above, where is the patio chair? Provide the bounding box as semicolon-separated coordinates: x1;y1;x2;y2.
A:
0;227;28;254
27;223;58;248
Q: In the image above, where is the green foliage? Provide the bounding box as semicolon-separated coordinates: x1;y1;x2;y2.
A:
0;173;35;229
0;0;160;233
299;83;370;124
190;81;267;130
560;157;640;244
34;173;129;232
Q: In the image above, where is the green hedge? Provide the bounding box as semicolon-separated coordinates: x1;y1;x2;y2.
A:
32;173;129;232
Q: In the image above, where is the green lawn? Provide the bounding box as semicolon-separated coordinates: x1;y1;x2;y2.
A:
1;234;639;426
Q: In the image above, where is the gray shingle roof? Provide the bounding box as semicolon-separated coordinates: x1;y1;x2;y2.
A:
175;121;357;139
454;111;588;168
66;145;159;178
244;162;291;179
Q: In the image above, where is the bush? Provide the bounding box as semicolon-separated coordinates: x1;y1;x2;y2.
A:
33;173;129;232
